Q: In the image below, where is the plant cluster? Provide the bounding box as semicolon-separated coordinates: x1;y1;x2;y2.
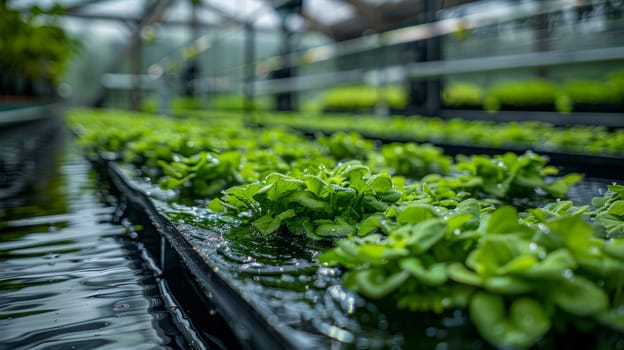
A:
0;3;79;97
67;108;624;349
255;112;624;155
321;85;408;111
444;70;624;113
320;197;624;349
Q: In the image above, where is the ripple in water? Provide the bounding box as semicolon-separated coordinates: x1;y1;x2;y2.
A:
0;123;184;350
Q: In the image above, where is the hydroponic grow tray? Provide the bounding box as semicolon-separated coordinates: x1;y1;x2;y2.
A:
99;156;623;350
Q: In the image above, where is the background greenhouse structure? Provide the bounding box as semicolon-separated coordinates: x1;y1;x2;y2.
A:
1;1;624;350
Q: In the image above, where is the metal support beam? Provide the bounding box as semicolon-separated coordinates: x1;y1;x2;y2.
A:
182;0;200;97
89;0;173;107
342;0;385;33
65;0;113;13
252;0;594;75
404;46;624;79
297;10;335;39
130;41;143;111
198;0;246;26
407;0;441;116
55;11;222;28
534;0;550;77
244;23;256;118
272;16;296;111
250;45;624;98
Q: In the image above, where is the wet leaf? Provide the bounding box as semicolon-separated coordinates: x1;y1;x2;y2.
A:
470;292;551;350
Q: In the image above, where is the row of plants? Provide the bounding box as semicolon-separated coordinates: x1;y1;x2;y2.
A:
67;108;624;349
253;111;624;156
141;94;274;114
443;71;624;113
136;99;624;155
320;84;408;112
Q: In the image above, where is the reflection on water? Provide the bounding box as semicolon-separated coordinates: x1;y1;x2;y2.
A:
0;119;184;350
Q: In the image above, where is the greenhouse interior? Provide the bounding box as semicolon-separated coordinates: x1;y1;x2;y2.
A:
1;0;624;349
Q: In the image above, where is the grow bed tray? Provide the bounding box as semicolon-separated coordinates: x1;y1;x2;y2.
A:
289;128;624;180
438;109;624;129
99;155;621;350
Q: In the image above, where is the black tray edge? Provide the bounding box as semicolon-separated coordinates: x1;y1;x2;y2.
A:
104;160;313;350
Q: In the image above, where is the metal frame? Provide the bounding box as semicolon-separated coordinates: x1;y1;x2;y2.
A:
12;0;621;116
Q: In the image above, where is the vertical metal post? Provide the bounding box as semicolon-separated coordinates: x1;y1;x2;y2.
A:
424;0;441;116
182;0;200;97
376;36;388;116
275;21;295;111
534;0;549;77
407;0;441;116
244;22;256;121
130;39;143;111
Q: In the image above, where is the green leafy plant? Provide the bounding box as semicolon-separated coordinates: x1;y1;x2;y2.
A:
68;108;623;349
210;161;402;238
321;200;624;349
442;82;484;108
484;79;560;111
321;85;407;111
590;184;624;236
560;79;620;109
0;3;80;97
255;112;624;155
159;151;247;199
317;132;376;161
451;151;582;198
370;142;452;179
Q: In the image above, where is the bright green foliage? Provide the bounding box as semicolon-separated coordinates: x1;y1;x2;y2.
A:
69;109;158;158
443;71;624;112
609;69;624;104
158;151;247;198
68;109;335;201
317;132;376;161
372;142;451;179
321;197;624;349
451;151;582;198
561;79;621;106
405;151;582;205
590;185;624;236
442;82;484;107
209;94;274;111
256;112;624;155
68;108;623;349
321;85;408;111
141;96;204;114
211;161;402;238
521;200;589;225
485;79;560;111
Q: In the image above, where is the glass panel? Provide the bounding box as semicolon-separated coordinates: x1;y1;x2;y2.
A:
303;0;356;26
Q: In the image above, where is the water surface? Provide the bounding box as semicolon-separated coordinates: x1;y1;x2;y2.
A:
0;120;184;350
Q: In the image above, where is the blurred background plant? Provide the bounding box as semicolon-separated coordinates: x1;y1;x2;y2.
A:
0;1;81;100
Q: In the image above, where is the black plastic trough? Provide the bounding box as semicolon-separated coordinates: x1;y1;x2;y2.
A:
287;127;624;180
95;150;622;350
103;160;330;350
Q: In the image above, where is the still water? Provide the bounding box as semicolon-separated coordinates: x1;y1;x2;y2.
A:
0;119;185;350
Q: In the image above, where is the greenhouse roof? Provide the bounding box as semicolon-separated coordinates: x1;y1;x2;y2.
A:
8;0;479;41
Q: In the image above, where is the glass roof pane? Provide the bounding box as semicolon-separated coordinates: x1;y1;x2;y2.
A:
76;0;148;18
303;0;356;26
362;0;405;5
163;2;222;24
8;0;84;9
202;0;281;29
